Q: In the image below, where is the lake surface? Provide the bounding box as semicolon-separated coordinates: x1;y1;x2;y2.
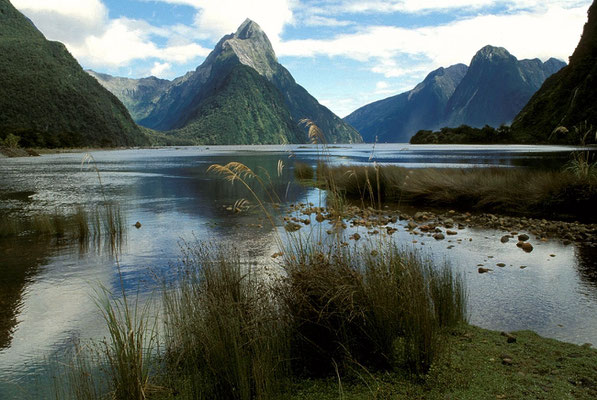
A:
0;144;595;398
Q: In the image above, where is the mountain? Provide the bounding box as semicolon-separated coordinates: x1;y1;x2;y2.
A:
345;45;565;143
87;70;171;121
444;46;566;128
511;0;597;143
0;0;148;148
137;19;361;144
344;64;468;143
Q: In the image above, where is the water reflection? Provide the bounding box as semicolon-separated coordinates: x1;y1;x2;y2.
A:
0;238;50;350
575;245;597;294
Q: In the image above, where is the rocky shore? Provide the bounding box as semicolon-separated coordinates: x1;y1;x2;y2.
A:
283;202;597;248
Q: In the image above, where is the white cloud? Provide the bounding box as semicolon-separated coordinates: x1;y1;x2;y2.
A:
153;0;295;46
12;0;107;21
279;5;588;77
12;0;107;45
66;17;209;68
151;61;172;76
305;0;588;15
303;15;353;27
13;1;211;75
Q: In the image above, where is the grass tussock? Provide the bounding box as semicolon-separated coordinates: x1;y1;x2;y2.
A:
161;243;290;400
321;165;597;221
0;204;127;249
54;289;158;400
281;244;466;377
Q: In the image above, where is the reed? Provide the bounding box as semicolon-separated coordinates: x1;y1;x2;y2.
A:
161;243;290;400
0;204;127;248
95;287;158;400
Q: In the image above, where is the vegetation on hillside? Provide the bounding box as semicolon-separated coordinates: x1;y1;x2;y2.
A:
0;0;148;148
167;65;305;145
410;124;515;144
511;1;597;142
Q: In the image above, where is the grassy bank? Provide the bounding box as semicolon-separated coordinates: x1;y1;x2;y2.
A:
291;324;597;399
312;164;597;222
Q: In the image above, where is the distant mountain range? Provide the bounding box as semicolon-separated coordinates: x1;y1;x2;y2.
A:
0;0;148;148
90;19;361;145
512;0;597;143
345;46;566;143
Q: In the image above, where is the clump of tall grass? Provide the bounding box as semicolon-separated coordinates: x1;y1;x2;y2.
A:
95;286;158;399
280;244;466;377
553;121;597;181
161;243;290;400
53;288;158;400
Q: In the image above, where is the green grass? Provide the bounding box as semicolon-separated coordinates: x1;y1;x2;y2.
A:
290;325;597;399
319;165;597;222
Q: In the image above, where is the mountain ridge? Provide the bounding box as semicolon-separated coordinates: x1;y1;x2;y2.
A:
120;19;362;144
345;45;565;143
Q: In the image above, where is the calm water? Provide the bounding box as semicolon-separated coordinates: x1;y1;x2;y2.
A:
0;144;595;398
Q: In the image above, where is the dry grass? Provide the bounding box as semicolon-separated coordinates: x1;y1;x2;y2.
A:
322;165;597;221
293;161;314;180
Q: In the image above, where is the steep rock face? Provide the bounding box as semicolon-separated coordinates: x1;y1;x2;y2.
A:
444;46;565;129
345;64;468;143
512;0;597;143
139;19;361;144
87;71;171;121
0;0;147;148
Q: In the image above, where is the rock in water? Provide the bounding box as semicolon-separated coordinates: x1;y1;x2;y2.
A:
521;242;534;253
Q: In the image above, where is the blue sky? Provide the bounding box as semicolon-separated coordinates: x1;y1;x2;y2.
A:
12;0;592;117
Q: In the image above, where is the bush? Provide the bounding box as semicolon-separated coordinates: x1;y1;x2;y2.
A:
1;133;20;148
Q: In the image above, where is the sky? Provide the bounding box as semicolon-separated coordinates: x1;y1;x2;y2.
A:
12;0;593;117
